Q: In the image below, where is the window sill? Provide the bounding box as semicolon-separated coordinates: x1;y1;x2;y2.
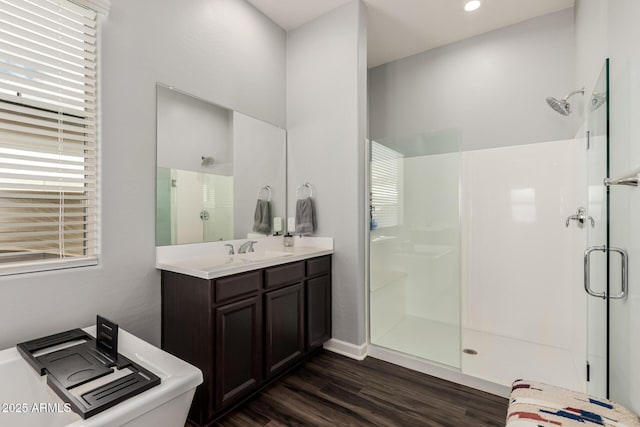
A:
0;257;98;277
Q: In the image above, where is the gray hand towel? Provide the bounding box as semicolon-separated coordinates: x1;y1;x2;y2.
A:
295;197;316;235
253;199;272;234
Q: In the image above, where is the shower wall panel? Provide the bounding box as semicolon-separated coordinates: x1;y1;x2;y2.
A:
461;139;586;391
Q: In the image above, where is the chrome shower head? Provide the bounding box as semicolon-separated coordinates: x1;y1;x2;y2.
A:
546;88;585;116
201;156;214;166
546;97;570;115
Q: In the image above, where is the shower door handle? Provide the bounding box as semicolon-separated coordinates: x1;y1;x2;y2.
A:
584;245;606;299
609;246;628;300
583;245;629;300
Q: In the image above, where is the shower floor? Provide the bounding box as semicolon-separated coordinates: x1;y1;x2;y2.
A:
371;316;585;392
372;315;461;368
461;328;585;392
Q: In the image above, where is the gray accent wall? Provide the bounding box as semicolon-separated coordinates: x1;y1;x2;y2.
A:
157;86;233;175
0;0;286;350
232;112;287;239
287;0;368;346
369;9;577;151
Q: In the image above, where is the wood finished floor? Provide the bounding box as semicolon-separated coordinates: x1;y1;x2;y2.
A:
189;351;508;427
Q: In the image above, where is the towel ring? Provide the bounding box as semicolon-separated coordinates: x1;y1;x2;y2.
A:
296;182;313;199
257;185;272;201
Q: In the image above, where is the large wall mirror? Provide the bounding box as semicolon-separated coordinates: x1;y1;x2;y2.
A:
155;84;286;246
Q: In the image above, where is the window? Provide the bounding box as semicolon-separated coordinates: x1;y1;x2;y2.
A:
371;141;403;228
0;0;103;274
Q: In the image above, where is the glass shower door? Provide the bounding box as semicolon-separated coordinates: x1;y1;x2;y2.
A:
368;129;461;369
585;59;609;398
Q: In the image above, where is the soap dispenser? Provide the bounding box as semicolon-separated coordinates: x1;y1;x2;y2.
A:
273;217;283;236
283;233;294;247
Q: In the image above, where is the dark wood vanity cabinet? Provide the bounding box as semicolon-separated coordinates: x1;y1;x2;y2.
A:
214;295;262;410
306;274;331;350
161;255;332;427
305;256;332;350
265;283;305;377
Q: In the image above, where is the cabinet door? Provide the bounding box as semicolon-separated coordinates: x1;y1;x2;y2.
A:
265;283;304;376
215;295;261;410
306;275;331;350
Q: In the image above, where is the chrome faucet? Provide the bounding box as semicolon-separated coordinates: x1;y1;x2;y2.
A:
224;244;235;255
566;207;595;229
238;241;257;254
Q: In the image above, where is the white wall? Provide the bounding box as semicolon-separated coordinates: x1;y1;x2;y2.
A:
575;0;640;412
0;0;286;350
287;0;368;346
368;9;577;151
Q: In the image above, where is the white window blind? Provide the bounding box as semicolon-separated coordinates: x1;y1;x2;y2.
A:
0;0;99;274
371;141;403;228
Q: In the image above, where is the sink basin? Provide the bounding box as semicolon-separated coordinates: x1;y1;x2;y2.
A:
170;250;295;274
236;250;293;262
195;255;243;270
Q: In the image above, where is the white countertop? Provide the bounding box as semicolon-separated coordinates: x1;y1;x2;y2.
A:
156;236;333;280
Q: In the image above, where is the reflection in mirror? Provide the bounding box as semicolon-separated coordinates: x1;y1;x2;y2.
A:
156;85;286;246
157;167;234;245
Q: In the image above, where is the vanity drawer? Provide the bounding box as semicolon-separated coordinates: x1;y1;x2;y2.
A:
306;256;331;277
214;270;262;303
265;261;305;289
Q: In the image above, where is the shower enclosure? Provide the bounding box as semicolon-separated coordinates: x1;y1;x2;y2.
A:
368;127;585;390
368;59;632;400
369;129;461;369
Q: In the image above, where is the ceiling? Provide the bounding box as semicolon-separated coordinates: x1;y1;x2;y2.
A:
246;0;575;68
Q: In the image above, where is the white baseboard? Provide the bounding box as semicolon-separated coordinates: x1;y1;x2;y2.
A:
322;341;510;398
367;345;510;398
323;338;368;361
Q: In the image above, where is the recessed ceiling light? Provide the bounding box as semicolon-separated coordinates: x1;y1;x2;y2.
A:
464;0;481;12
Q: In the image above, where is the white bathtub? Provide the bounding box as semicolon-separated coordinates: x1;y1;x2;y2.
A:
0;326;202;427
